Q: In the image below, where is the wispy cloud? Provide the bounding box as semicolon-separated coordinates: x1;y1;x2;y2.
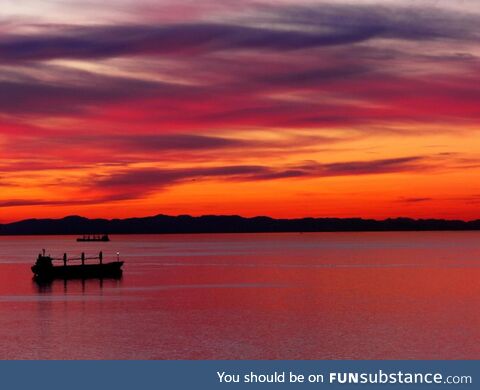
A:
397;197;433;203
1;4;479;62
85;156;428;200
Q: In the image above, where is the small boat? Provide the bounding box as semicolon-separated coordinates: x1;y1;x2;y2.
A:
76;234;110;242
32;250;123;280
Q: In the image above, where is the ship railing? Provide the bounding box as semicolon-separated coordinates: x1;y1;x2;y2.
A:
48;251;120;264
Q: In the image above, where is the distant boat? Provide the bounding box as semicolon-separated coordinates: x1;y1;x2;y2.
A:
32;250;123;280
76;234;110;242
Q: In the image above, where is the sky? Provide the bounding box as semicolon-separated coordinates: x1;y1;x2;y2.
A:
1;0;480;222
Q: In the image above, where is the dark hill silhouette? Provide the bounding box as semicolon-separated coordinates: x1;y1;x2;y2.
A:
0;214;480;235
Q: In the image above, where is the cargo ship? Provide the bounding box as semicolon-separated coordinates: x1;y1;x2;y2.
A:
76;234;110;242
32;250;123;280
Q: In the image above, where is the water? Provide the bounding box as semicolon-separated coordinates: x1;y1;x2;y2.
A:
0;232;479;359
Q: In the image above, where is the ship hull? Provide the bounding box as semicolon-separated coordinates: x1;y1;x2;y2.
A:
32;261;123;280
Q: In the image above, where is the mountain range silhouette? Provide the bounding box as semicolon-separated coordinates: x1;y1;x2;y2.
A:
1;214;480;235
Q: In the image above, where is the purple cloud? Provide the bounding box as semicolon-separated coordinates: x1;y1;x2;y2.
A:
0;4;478;63
85;156;428;201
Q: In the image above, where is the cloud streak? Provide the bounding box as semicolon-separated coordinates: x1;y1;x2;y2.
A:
1;4;479;62
86;156;427;200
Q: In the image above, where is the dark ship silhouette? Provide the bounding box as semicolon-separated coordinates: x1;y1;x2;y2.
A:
77;234;110;242
32;249;123;280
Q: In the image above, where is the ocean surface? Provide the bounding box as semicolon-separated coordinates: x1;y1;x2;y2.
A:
0;232;479;360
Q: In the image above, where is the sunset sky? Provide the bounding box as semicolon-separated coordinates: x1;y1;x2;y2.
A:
1;0;480;222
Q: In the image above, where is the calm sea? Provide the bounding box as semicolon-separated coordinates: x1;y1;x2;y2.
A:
0;232;479;359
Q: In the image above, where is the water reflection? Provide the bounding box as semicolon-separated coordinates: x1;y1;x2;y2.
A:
32;275;123;294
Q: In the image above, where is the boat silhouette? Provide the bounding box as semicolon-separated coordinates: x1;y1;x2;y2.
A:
76;234;110;242
32;250;123;281
77;234;110;242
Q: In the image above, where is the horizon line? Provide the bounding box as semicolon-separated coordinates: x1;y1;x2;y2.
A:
3;213;480;225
